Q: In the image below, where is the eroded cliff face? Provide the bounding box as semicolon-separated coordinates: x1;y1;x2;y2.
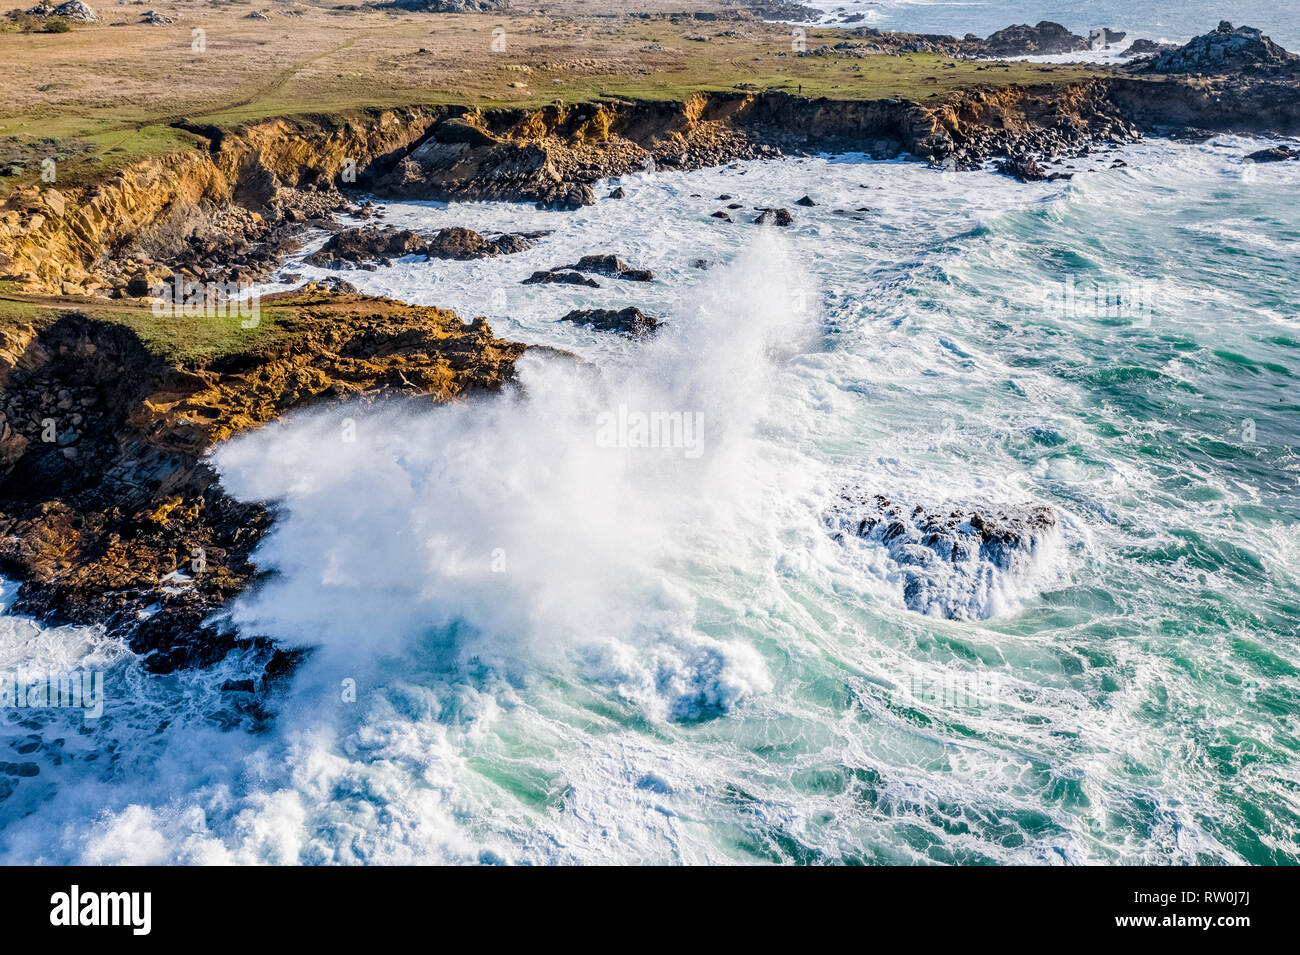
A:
0;290;528;674
0;108;447;296
3;76;1297;297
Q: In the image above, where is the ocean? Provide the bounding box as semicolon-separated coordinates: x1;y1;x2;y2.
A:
794;0;1300;50
1;129;1296;864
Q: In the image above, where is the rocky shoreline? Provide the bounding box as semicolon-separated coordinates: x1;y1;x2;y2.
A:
0;291;528;677
0;21;1297;678
2;25;1297;298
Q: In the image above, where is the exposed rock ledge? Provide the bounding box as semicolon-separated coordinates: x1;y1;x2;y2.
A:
0;292;529;676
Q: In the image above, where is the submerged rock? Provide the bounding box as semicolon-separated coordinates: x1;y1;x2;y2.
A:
826;491;1062;620
559;307;661;336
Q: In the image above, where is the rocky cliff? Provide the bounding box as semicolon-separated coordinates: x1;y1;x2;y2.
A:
0;290;527;675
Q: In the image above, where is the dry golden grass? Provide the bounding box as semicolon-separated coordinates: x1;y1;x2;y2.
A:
0;2;1109;174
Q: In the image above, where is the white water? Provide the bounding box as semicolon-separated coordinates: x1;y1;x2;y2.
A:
785;0;1300;52
2;138;1299;863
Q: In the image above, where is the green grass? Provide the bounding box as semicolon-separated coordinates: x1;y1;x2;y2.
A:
0;287;290;363
0;124;198;197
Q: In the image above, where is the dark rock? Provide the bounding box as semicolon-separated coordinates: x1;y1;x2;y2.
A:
304;226;427;268
300;276;359;295
711;211;732;221
1245;146;1300;162
997;157;1050;182
125;273;151;297
826;491;1060;620
1119;37;1176;58
522;270;600;287
795;195;817;206
754;208;793;226
1087;27;1126;50
427;226;494;260
559;307;661;336
608;186;626;199
984;21;1088;57
557;253;653;281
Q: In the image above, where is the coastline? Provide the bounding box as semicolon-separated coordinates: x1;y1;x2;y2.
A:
1;17;1298;680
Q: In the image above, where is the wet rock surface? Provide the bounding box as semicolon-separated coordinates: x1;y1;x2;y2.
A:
1245;145;1300;162
559;307;661;336
522;270;600;287
826;490;1061;620
555;254;654;282
754;207;793;226
305;225;546;268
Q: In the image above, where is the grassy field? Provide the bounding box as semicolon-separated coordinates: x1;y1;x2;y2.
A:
0;2;1111;196
0;281;289;362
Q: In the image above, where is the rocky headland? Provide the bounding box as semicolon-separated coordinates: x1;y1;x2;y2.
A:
0;20;1297;677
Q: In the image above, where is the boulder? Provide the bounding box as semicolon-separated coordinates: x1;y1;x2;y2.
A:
983;21;1087;57
559;307;661;336
557;253;653;281
753;208;793;226
522;270;599;287
304;227;427;268
1244;146;1300;162
51;0;96;21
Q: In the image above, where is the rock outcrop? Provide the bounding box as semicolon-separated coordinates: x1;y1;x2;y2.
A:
559;307;661;336
554;254;654;282
303;225;544;268
6;38;1300;298
386;0;508;10
1144;22;1298;75
0;292;529;674
826;491;1062;620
